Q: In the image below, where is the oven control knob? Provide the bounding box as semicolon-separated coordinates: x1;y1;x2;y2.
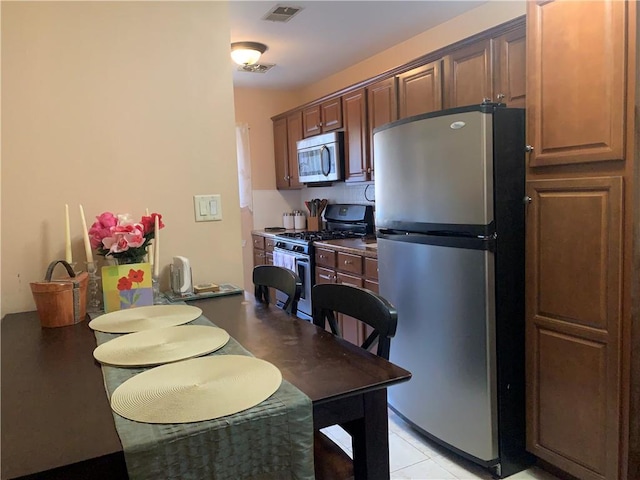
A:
275;242;285;248
293;245;304;253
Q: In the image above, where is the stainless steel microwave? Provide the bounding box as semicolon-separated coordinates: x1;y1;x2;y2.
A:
297;131;344;184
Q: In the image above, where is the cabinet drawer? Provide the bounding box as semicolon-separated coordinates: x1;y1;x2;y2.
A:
337;272;364;288
265;238;275;251
316;267;336;284
365;279;379;293
364;257;378;280
316;248;336;268
337;252;363;275
252;235;265;250
253;250;266;266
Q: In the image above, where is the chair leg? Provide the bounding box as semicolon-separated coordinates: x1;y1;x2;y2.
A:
313;431;354;480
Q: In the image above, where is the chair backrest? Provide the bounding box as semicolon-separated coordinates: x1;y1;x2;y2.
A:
253;265;302;315
311;283;398;359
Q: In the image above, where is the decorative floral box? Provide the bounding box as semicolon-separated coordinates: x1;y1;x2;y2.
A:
102;262;153;313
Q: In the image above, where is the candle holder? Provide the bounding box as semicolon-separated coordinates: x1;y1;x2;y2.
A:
152;273;162;304
85;261;103;313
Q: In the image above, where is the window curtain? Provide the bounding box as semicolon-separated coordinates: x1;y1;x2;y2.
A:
235;123;253;212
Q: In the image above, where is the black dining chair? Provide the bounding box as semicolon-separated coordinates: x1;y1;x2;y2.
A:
252;265;302;315
312;283;398;359
311;283;398;479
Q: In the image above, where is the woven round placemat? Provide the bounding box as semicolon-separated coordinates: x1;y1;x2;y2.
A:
110;355;282;424
93;325;230;367
89;305;202;333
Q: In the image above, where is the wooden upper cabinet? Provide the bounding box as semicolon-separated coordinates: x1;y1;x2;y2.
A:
527;0;626;166
443;39;492;108
397;60;443;119
273;116;289;190
367;77;398;181
320;97;342;131
302;105;322;137
302;97;343;137
342;88;369;183
286;111;303;188
493;25;526;108
274;111;303;190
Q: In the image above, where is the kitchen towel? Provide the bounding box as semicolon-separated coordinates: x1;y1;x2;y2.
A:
273;250;297;272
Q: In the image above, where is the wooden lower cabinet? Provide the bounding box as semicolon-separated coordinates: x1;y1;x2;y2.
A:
525;177;623;480
314;246;378;348
252;234;274;267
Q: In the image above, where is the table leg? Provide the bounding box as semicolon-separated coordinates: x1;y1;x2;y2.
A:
347;389;390;480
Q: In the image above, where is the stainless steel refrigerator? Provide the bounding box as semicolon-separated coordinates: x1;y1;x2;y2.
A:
374;104;532;478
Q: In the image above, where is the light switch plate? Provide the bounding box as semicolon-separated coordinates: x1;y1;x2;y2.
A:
194;194;222;222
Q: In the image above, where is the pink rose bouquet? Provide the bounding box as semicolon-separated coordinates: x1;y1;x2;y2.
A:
88;211;164;262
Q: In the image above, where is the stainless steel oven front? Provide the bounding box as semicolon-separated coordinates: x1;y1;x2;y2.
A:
273;247;312;320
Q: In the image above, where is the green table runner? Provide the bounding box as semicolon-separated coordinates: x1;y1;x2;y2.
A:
92;313;314;480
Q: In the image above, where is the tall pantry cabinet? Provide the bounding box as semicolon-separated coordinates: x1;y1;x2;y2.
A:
524;1;638;480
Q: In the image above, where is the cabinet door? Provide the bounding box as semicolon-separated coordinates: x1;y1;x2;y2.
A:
315;266;336;285
525;176;623;480
343;88;369;183
367;78;397;181
443;39;492;108
397;60;443;119
302;105;322;138
336;273;365;346
527;0;625;166
286;111;303;188
273;117;289;190
493;26;526;108
321;97;342;132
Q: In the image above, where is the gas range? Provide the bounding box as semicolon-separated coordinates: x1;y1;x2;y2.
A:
275;230;364;254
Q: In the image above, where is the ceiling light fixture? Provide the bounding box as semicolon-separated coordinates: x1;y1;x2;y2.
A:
230;42;268;66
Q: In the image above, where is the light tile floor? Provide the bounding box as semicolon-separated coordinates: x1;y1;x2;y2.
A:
321;409;563;480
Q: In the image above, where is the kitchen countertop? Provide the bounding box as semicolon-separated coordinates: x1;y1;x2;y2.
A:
313;238;378;258
251;230;378;258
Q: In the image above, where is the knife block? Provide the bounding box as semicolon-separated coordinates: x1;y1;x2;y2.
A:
307;216;320;232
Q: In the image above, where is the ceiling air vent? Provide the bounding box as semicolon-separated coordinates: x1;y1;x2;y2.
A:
237;63;275;74
262;5;303;23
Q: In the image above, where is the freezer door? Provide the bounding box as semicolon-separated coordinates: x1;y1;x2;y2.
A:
379;236;498;462
374;110;493;230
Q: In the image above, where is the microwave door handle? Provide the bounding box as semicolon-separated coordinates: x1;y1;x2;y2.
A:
320;145;331;177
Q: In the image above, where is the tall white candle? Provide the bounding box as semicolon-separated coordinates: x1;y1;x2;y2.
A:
79;205;94;263
64;204;72;263
146;208;153;266
153;215;160;277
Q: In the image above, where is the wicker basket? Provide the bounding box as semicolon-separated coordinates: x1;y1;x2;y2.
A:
30;260;89;328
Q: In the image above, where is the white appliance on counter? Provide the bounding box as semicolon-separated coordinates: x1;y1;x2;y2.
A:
374;103;533;478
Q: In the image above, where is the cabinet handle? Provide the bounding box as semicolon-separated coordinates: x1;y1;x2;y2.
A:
523;196;532;205
319;254;326;259
367;168;372;173
319;273;334;280
344;260;353;265
496;93;505;101
525;145;534;153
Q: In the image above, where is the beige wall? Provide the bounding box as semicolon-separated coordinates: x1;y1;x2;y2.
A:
298;1;526;103
1;2;242;315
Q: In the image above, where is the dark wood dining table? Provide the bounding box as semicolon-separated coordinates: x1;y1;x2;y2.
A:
1;292;411;480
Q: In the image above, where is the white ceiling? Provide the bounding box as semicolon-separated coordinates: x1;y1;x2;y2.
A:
229;0;488;90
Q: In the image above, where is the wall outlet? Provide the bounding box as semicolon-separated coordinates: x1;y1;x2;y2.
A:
194;194;222;222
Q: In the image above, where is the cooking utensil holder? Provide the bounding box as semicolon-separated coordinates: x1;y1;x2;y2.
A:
307;216;320;231
30;260;89;328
